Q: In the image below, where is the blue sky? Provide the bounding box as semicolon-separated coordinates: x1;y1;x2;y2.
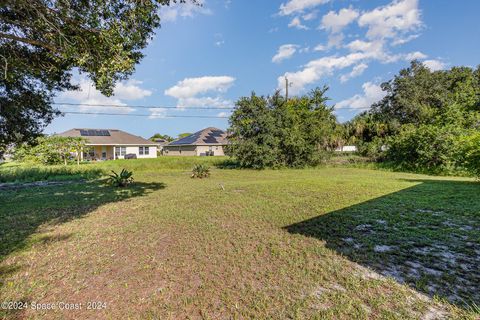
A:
46;0;480;138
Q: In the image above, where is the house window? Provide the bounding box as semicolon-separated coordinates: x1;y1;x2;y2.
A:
139;146;149;155
115;147;126;157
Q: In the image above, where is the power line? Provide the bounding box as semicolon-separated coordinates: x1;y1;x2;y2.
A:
53;102;234;110
61;111;228;118
53;102;370;111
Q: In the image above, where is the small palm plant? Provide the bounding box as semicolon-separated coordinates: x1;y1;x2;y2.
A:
191;164;210;179
108;169;134;187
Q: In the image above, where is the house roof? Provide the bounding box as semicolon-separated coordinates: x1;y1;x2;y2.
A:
57;129;156;146
168;127;228;146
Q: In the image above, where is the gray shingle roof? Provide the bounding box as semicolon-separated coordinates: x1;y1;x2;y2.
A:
57;129;156;145
168;127;228;146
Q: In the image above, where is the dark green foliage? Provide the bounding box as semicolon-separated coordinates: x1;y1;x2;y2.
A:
0;0;196;148
108;169;134;187
150;133;174;142
385;125;463;174
459;132;480;179
178;133;193;139
227;87;340;168
346;61;480;176
191;164;210;178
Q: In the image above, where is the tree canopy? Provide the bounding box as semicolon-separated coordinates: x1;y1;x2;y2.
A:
149;133;174;142
0;0;196;151
345;61;480;175
227;87;340;168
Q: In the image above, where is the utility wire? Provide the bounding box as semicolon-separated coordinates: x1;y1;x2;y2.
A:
53;102;370;111
53;102;234;110
61;111;228;118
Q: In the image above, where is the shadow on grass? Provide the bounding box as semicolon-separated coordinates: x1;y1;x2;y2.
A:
0;180;166;262
285;179;480;310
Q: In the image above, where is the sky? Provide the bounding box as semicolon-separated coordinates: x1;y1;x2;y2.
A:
46;0;480;138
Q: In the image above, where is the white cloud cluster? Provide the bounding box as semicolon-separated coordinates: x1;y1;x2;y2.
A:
165;76;235;109
403;51;427;61
336;82;386;110
358;0;422;40
321;7;359;34
288;17;308;30
160;0;212;22
279;0;330;16
59;77;152;114
340;63;368;83
423;59;446;71
278;0;430;93
272;44;299;63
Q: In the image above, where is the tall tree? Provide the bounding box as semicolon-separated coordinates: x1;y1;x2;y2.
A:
0;0;196;150
228;87;339;168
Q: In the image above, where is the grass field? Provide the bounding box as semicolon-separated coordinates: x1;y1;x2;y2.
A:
0;157;479;319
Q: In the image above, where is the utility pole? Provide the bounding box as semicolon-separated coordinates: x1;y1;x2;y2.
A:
285;76;292;100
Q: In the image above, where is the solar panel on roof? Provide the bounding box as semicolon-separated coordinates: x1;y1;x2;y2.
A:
203;136;218;143
210;130;224;137
80;129;111;136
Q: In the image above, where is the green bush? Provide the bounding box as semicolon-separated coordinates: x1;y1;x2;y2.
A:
107;169;134;187
357;137;386;160
191;164;210;179
228;88;340;169
459;132;480;179
385;125;462;174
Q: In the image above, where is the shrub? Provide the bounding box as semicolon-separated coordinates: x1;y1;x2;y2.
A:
459;132;480;179
385;125;462;174
107;169;134;187
227;88;339;169
191;164;210;179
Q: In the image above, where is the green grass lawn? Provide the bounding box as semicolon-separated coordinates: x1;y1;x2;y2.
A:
0;158;479;319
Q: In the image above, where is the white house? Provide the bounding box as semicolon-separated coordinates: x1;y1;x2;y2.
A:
58;128;157;160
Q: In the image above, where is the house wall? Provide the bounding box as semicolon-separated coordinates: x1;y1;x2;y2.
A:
196;145;225;156
85;145;157;160
163;145;226;156
163;145;197;156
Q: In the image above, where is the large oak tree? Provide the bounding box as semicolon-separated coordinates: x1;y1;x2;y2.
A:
0;0;195;153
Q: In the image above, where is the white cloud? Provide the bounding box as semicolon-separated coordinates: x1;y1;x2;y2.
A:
319;7;359;49
336;82;386;110
340;63;368;83
392;33;420;46
149;108;167;119
160;0;212;22
279;0;330;16
164;76;235;112
288;17;308;30
423;59;446;71
345;39;399;63
272;44;299;63
278;0;427;94
358;0;422;40
404;51;427;61
165;76;235;99
278;52;370;94
321;7;359;33
59;77;151;114
313;44;327;51
217;111;230;118
302;11;318;21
